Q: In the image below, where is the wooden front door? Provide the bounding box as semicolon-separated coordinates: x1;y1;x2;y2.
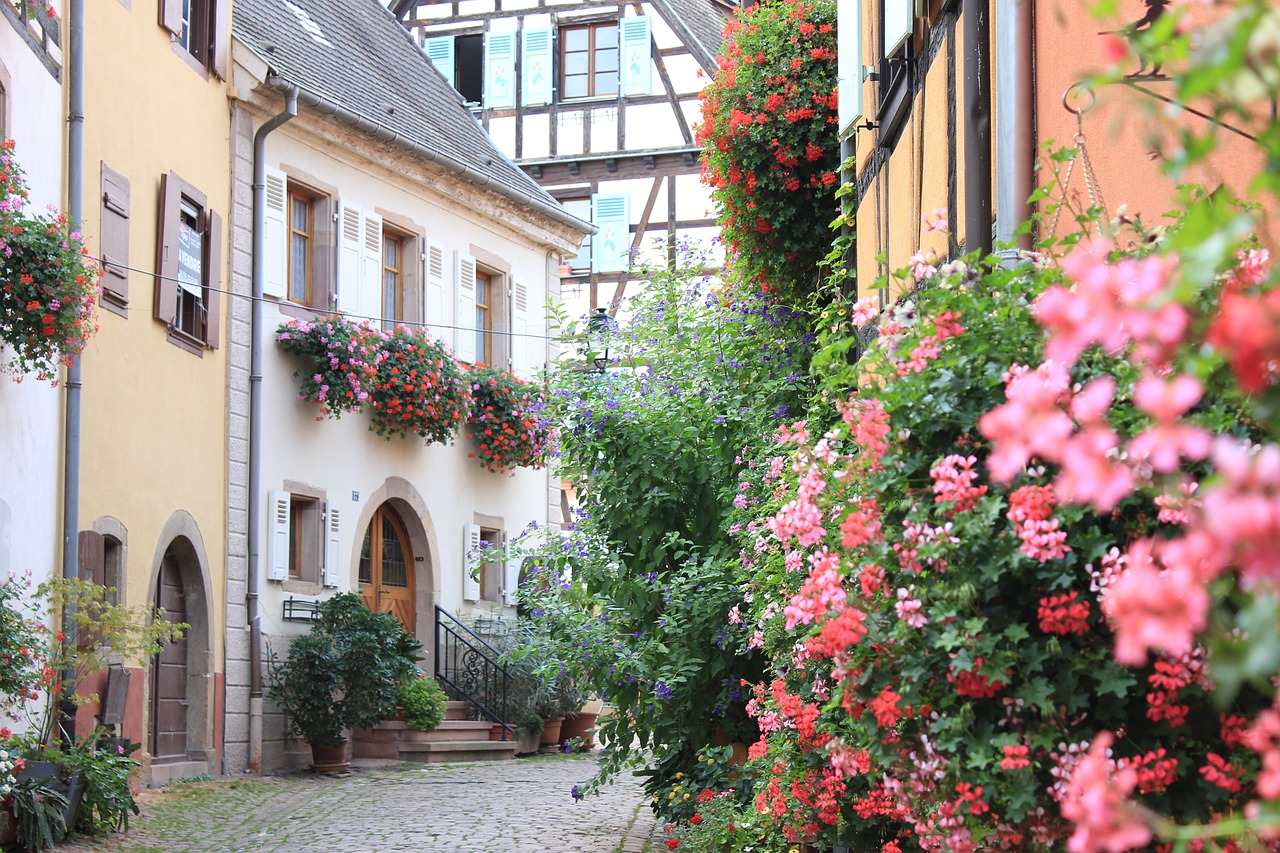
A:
151;558;188;762
358;505;416;632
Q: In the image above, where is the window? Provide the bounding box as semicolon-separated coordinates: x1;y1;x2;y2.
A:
456;34;483;104
475;270;492;365
382;231;403;331
559;197;592;272
560;22;618;99
266;489;340;588
155;171;222;352
159;0;227;77
288;494;321;581
478;527;502;603
288;188;315;307
0;79;6;139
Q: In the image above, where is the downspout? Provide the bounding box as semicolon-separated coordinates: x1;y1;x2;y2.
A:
59;0;85;745
994;0;1034;253
248;87;298;773
962;0;992;255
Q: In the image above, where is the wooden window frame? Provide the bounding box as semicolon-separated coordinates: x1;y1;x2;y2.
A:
99;162;132;315
155;171;222;354
288;187;317;309
161;0;228;78
287;493;322;584
478;526;503;604
382;230;404;331
475;269;492;367
559;21;619;100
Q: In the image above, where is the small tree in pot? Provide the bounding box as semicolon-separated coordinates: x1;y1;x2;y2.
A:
267;594;421;769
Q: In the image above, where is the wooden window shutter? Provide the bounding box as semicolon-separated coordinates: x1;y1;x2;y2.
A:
454;251;477;364
424;36;456;88
99;163;131;307
463;523;482;602
425;241;449;347
158;0;183;36
510;279;530;377
521;28;553;106
619;16;652;97
266;490;291;581
313;196;337;311
78;530;106;586
590;193;631;273
503;531;521;605
154;172;183;326
484;32;517;109
212;0;230;80
262;167;288;300
323;503;342;588
360;211;383;322
204;208;223;348
336;199;362;316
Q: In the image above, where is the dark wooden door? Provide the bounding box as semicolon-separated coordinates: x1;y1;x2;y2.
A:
151;558;188;762
358;505;415;633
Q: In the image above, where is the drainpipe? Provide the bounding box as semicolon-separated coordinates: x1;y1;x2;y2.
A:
995;0;1034;253
58;0;86;746
248;87;298;773
962;0;993;255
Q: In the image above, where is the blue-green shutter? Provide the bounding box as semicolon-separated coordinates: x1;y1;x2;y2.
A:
591;193;631;274
521;28;553;106
485;32;517;109
425;36;456;88
619;16;651;97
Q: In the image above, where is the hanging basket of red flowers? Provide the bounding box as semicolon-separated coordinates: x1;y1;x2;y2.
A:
466;365;550;473
276;315;378;418
368;326;470;443
0;139;100;382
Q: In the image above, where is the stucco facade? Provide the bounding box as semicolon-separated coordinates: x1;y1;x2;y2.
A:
72;0;231;783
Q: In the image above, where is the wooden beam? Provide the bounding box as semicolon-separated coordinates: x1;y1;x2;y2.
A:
525;151;701;184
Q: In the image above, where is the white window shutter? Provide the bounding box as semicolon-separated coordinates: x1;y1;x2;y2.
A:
591;193;631;273
463;523;482;602
884;0;913;55
511;279;530;377
425;36;456;88
838;0;864;133
485;31;517;109
454;251;478;364
263;167;288;300
337;200;362;316
426;240;450;347
323;504;342;588
503;532;521;605
619;16;652;97
361;211;383;324
266;490;291;581
521;28;553;106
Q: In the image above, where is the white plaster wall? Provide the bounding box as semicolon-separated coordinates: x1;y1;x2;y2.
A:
0;20;64;596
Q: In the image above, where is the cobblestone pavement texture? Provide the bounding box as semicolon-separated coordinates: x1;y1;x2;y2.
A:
57;756;666;853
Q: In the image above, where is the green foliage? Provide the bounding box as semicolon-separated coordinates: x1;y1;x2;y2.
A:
396;674;447;733
69;735;142;835
267;593;422;747
9;775;68;852
697;0;840;300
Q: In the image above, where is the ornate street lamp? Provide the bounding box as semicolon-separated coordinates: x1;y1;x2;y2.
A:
585;307;616;372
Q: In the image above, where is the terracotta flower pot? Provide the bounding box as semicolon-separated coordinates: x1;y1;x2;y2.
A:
560;712;598;748
539;716;564;747
309;739;350;773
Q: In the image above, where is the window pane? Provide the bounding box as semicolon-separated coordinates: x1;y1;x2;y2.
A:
289;233;308;302
291;197;309;231
595;71;618;95
563;51;588;76
596;45;619;73
384;269;399;323
597;24;617;47
384;235;399;268
563;75;587;99
358;527;372;585
563;28;588;51
380;517;409;588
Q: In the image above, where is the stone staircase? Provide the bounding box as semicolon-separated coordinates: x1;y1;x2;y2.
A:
352;701;517;763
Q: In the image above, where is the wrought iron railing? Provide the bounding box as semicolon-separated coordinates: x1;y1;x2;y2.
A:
434;605;514;740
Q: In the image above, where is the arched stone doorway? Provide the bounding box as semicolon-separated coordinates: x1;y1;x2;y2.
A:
146;513;215;785
358;503;416;632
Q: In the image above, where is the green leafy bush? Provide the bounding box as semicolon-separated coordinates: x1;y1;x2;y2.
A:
397;673;447;732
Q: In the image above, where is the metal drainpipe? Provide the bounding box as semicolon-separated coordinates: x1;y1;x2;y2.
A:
962;0;993;255
58;0;86;746
248;88;298;773
995;0;1034;254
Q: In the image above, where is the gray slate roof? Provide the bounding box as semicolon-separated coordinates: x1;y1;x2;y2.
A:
652;0;730;69
234;0;577;227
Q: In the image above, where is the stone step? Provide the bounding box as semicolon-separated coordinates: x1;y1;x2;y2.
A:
397;739;517;763
444;700;469;721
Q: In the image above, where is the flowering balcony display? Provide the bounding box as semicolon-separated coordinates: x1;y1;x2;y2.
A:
466;365;549;473
0;140;99;382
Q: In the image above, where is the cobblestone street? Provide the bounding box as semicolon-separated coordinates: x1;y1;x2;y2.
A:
57;756;661;853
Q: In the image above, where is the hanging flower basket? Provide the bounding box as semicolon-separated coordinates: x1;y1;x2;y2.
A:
275;315;377;419
367;326;470;443
0;139;100;382
466;365;550;473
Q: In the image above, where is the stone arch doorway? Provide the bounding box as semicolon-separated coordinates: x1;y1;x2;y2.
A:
358;503;416;633
146;513;215;784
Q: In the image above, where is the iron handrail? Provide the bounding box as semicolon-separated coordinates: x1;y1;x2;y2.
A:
434;606;514;740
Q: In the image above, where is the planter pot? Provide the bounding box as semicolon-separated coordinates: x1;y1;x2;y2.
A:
308;739;351;773
16;760;85;836
539;716;564;747
489;722;515;742
560;712;598;749
515;727;541;755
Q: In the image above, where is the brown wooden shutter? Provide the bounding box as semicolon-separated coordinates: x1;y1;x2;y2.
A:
100;163;131;307
158;0;183;36
154;172;181;326
78;530;105;586
212;0;230;79
204;208;223;348
313;196;336;311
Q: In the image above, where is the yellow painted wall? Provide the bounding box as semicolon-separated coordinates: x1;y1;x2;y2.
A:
75;2;229;669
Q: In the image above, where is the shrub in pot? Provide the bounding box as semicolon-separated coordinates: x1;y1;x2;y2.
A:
397;673;447;732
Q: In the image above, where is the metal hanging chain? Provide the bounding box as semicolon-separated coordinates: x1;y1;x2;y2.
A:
1051;85;1109;236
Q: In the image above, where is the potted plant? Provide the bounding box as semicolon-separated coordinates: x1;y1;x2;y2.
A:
516;710;543;755
275;316;377;419
396;672;447;733
267;593;422;771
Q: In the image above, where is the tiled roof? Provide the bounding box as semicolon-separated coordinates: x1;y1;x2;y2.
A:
234;0;582;228
651;0;730;69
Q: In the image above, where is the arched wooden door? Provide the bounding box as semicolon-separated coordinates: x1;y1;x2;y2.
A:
358;504;416;632
151;556;188;762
